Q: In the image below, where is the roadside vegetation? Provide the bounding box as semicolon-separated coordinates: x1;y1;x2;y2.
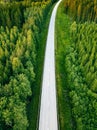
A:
56;0;97;130
55;1;73;130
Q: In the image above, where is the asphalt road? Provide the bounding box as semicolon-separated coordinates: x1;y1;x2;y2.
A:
39;0;62;130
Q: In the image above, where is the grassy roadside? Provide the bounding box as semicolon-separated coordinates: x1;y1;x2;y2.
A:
55;1;74;130
27;4;55;130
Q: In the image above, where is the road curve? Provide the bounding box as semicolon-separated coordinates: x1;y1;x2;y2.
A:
39;0;62;130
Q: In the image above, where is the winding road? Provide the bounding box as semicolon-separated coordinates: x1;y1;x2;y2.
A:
39;0;62;130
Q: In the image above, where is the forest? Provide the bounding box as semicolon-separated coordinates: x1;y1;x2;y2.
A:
65;22;97;130
0;0;53;130
55;0;97;129
1;0;97;129
64;0;97;22
57;0;97;129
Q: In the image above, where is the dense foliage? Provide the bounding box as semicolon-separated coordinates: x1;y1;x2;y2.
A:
0;2;25;28
64;0;97;22
0;1;51;130
56;0;97;129
0;26;35;130
64;22;97;130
